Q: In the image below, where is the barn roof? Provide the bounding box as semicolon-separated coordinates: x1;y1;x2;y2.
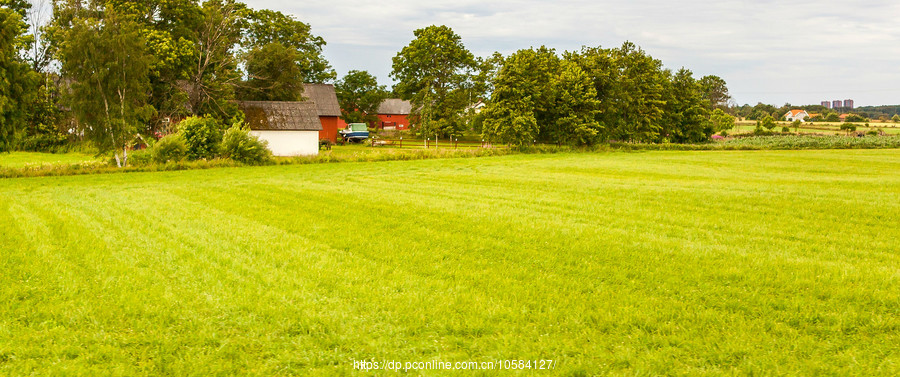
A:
302;83;341;117
238;101;322;131
377;98;413;115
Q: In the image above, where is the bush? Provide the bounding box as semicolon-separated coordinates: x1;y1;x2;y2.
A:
127;149;153;166
220;124;271;165
845;114;866;123
178;116;222;160
781;126;790;133
150;134;188;163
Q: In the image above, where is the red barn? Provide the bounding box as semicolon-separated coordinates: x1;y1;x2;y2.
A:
376;99;413;130
302;83;345;142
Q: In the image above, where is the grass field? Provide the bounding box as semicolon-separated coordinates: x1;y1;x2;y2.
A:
0;151;101;168
2;150;899;375
732;121;900;135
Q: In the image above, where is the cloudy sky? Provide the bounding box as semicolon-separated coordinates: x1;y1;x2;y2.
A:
246;0;900;107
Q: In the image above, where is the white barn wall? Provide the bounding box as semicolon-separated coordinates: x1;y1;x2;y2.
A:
250;130;319;156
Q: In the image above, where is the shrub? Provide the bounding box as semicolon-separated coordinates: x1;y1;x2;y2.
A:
866;129;879;136
220;124;272;165
845;114;866;123
125;149;153;166
759;115;776;130
178;116;222;160
781;126;790;133
150;134;188;163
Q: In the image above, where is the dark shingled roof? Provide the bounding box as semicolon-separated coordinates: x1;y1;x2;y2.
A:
377;98;413;115
302;83;341;117
238;101;322;131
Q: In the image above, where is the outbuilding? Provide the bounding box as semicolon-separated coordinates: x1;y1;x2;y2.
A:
302;83;345;142
376;98;413;130
238;101;322;156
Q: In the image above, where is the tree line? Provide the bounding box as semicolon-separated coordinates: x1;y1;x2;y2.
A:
1;4;736;160
0;0;333;161
388;26;734;145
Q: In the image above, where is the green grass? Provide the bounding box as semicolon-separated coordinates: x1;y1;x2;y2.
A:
0;151;102;168
1;150;899;375
732;121;900;135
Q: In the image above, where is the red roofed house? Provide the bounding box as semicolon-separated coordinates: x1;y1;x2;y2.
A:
784;109;810;122
376;99;413;130
302;83;346;142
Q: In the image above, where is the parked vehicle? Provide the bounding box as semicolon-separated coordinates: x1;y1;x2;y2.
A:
339;123;369;143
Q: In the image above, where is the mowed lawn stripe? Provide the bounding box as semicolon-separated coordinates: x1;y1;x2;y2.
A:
0;150;898;375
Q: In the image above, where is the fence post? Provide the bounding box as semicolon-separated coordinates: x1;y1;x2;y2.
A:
426;138;429;149
399;136;403;148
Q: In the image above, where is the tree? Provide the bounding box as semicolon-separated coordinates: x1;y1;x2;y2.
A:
844;113;865;122
48;0;204;133
0;5;40;151
334;70;387;124
840;123;857;135
244;9;334;83
759;115;776;131
481;47;600;146
792;119;801;133
567;43;668;142
892;114;900;123
239;42;304;101
59;9;154;166
391;25;476;137
184;0;248;122
699;75;730;110
710;108;736;134
662;68;711;142
825;113;840;122
545;60;602;145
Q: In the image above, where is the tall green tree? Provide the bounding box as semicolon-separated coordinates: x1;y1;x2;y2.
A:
699;75;731;110
185;0;248;122
481;47;600;146
239;42;304;101
662;68;712;142
334;70;387;124
0;4;39;151
244;9;334;83
568;42;668;142
710;108;735;133
59;9;154;166
391;25;476;137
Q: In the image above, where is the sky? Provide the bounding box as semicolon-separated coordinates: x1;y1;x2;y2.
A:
249;0;900;107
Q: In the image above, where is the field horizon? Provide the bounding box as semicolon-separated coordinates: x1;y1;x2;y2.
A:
2;150;898;375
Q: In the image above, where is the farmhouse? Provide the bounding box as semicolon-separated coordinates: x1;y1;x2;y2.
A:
238;101;322;156
376;98;413;130
302;83;344;142
784;109;809;122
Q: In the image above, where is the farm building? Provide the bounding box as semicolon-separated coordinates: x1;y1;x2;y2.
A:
238;101;322;156
376;99;413;130
784;109;809;122
302;83;345;142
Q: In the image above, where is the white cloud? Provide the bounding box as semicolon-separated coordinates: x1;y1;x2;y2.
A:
248;0;900;106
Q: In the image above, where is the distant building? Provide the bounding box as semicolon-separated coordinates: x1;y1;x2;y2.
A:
376;99;413;130
833;100;843;109
784;109;810;122
843;99;854;109
821;101;831;109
